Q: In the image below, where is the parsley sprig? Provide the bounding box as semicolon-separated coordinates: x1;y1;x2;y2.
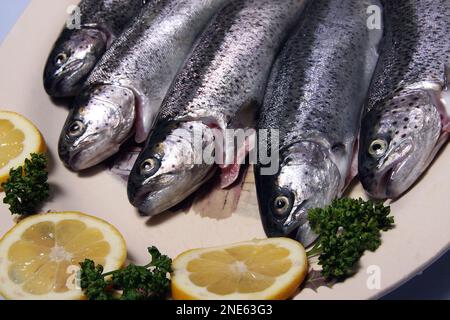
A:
2;153;49;215
80;246;172;300
307;198;394;280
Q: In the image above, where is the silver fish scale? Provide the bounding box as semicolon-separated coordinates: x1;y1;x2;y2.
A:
77;0;101;18
86;0;174;90
78;0;145;35
259;0;376;150
157;0;307;130
86;0;227;103
367;0;450;110
96;0;146;35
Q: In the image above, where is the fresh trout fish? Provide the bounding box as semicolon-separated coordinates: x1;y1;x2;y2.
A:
44;0;146;97
359;0;450;199
127;0;308;216
59;0;228;171
254;0;382;246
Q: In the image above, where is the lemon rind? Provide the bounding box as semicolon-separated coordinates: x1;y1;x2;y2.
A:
171;238;308;300
0;111;46;187
0;212;127;300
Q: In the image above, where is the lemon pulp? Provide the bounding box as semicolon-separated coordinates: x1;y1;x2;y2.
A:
0;111;46;187
0;119;25;169
187;244;292;295
172;238;308;300
7;220;110;295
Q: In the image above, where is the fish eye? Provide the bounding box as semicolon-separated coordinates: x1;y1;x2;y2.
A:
54;52;68;66
368;139;388;158
67;120;85;139
140;158;160;176
272;195;291;217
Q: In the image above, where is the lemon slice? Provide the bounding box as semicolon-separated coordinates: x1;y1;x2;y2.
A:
0;212;127;300
171;238;308;300
0;111;46;187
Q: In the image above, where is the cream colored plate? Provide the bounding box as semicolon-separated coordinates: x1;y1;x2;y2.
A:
0;0;449;300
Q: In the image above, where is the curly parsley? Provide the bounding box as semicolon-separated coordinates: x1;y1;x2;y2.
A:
2;153;49;215
80;246;172;300
307;198;394;280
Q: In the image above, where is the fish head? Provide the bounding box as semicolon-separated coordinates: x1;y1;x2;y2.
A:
59;85;135;171
128;121;216;216
255;141;340;247
359;89;442;199
44;28;108;97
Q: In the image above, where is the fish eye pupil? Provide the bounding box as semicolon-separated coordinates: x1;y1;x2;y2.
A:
369;139;387;157
140;159;157;175
70;123;80;133
273;195;290;216
372;143;382;151
275;199;286;209
67;121;84;138
55;52;68;66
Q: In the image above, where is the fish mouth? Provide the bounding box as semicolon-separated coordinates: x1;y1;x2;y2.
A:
134;192;173;216
60;141;119;171
128;170;182;215
68;150;101;171
60;147;89;171
369;142;414;199
260;190;321;247
130;168;217;216
265;207;317;247
131;183;190;216
265;200;309;238
45;59;86;96
371;167;394;199
265;221;302;238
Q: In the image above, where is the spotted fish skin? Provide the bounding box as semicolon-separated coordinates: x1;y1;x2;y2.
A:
44;0;146;97
359;0;450;200
255;0;382;247
59;0;228;171
85;0;231;142
127;0;308;216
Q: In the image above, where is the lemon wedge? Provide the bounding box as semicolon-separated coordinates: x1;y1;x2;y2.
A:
171;238;307;300
0;111;46;187
0;212;127;300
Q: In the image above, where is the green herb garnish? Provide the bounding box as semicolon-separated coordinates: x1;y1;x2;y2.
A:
307;198;394;280
2;153;49;215
80;246;172;300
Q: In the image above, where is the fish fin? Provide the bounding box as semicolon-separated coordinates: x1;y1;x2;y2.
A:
440;67;450;132
219;130;256;189
134;95;160;143
413;81;450;174
345;139;359;190
441;97;450;132
216;99;259;188
423;73;450;133
421;131;449;180
443;122;450;133
444;64;450;91
193;166;248;219
108;143;143;183
337;137;359;196
220;164;241;189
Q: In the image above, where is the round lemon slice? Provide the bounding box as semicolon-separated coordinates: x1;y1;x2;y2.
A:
0;212;127;300
171;238;308;300
0;111;46;187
